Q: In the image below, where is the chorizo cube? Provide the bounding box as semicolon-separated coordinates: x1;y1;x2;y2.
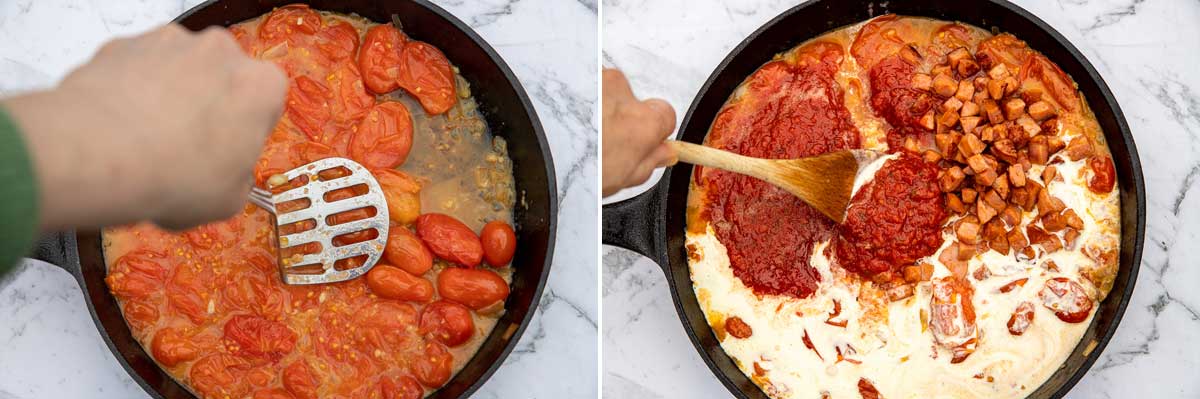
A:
923;149;943;163
975;168;999;187
956;80;976;101
943;97;964;113
1008;228;1029;251
1008;163;1027;187
993;174;1011;199
1001;204;1022;227
1048;136;1066;155
1029;141;1049;165
956;59;980;78
939;110;960;128
956;220;981;244
1064;209;1084;230
933;73;958;98
1066;135;1094;160
1028;101;1056;121
977;200;998;224
947;47;971;65
962;187;978;203
983;99;1005;124
987;79;1006;100
1003;98;1027;121
1002;76;1019;96
987;63;1010;80
967;154;990;173
912;73;933;91
940;166;966;192
946;193;966;214
1064;228;1080;250
961;101;980;118
958;133;986;156
960;116;982;135
1042;211;1068;232
1016;115;1042;137
1042;165;1058;183
1020;86;1044;103
920;110;936;130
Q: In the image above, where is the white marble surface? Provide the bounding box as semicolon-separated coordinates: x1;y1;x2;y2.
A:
0;0;597;398
603;0;1200;398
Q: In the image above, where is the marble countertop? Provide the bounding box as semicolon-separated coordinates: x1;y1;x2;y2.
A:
603;0;1200;398
0;0;597;398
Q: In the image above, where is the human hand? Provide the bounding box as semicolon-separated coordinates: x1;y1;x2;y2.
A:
602;68;677;197
4;24;286;230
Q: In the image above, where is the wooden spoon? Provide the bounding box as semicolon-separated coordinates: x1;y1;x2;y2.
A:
667;141;882;223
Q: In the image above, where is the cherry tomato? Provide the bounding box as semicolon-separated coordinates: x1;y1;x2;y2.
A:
420;300;475;347
151;328;201;367
929;277;977;356
350;102;414;169
1008;301;1036;335
316;21;359;62
366;264;434;302
416;213;483;267
283;360;320;399
122;298;160;332
1039;277;1094;323
351;301;419;351
105;250;167;300
223;268;285;318
190;354;253;398
382;229;431;276
724;316;753;339
410;342;453;388
480;221;517;267
1088;155;1116;194
329;62;375;122
286;76;333;141
436;267;509;310
395;41;457;115
297;140;339;164
223;314;298;361
253;388;295;399
228;25;257;55
378;373;423;399
254;126;306;187
166;263;213;325
376;169;422;225
358;25;406;94
259;4;322;45
246;366;276;388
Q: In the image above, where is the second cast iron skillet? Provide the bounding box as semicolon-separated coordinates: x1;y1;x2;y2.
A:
602;0;1145;398
32;0;557;398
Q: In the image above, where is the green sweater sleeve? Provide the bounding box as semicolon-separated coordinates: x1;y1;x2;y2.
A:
0;106;38;275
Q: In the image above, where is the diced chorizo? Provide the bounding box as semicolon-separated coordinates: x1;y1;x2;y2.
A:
956;58;980;78
983;189;1007;210
933;73;958;97
940;166;966;192
987;63;1010;80
983;99;1005;124
961;187;978;203
1028;101;1056;121
976;200;997;224
924;149;943;163
947;47;971;65
987;79;1006;100
920;111;936;130
1088;155;1116;193
1042;165;1058;183
946;193;966;214
939;110;960;127
1063;209;1084;230
1039;278;1094;323
961;101;980;118
956;80;976;101
1029;141;1049;164
1042;211;1068;232
1000;205;1022;227
1063;227;1080;250
1008;163;1027;187
960;116;981;134
1048;135;1066;154
991;138;1018;163
956;220;981;244
974;168;999;187
958;133;986;156
1065;135;1094;160
993;174;1011;199
1020;86;1044;103
1016;115;1042;137
967;154;990;173
943;97;964;113
1008;228;1029;251
1003;98;1026;121
725;316;753;339
912;73;933;91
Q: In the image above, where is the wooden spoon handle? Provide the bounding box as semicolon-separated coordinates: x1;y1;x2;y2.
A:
666;141;773;180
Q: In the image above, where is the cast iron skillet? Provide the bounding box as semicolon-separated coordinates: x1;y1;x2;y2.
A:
30;1;556;398
602;0;1144;398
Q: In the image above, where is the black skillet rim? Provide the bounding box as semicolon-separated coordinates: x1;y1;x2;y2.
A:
656;0;1145;398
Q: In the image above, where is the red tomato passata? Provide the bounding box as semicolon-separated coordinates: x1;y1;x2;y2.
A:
410;342;453;388
316;21;359;62
480;221;517;266
286;75;334;141
283;360;320;399
350;102;414;169
223;315;298;361
384;227;434;275
416;213;483;267
436;267;509;310
397;41;457;115
365;264;434;302
151;328;201;367
358;25;406;94
419;300;475;347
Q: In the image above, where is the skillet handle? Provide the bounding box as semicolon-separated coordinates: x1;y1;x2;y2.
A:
602;182;670;267
29;231;83;280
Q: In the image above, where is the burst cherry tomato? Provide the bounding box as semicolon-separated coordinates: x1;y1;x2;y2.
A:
151;328;201;367
105;250;167;300
223;315;298;361
366;264;434;302
316;21;359;62
258;4;322;45
480;221;517;266
1088;155;1116;194
1008;301;1036;335
436;267;509;310
384;228;434;275
352;301;419;352
122;299;160;332
420;300;475;347
376;169;422;224
350;102;414;169
190;354;253;399
253;389;294;399
283;360;320;399
416;213;483;267
397;41;457;115
166;262;213;324
297;140;339;164
358;25;406;94
378;373;423;399
286;75;333;141
223;268;285;318
330;62;375;122
410;342;453;388
1039;277;1094;323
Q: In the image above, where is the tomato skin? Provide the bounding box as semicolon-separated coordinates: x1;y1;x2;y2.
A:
397;41;458;115
223;268;285;318
297;141;339;164
410;342;453;388
1088;155;1116;194
166;263;212;325
223;315;298;362
105;250;167;300
316;21;360;62
365;264;434;302
350;102;414;169
283;360;320;399
436;267;509;310
190;354;253;399
419;300;475;347
253;388;295;399
416;213;483;267
480;221;517;266
378;374;423;399
384;228;434;275
259;4;322;45
329;62;375;122
151;328;201;367
358;25;406;94
376;169;422;225
286;76;334;141
1008;301;1036;336
122;299;160;332
1039;277;1094;323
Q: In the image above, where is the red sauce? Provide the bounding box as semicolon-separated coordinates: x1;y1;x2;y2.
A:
700;42;860;298
868;54;935;152
834;153;946;278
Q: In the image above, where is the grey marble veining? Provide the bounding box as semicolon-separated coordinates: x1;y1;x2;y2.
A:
602;0;1200;398
0;1;597;398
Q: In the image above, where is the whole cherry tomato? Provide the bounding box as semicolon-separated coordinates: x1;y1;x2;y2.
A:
385;227;434;275
366;264;434;302
258;4;322;45
480;220;517;267
397;41;457;115
316;21;359;62
151;328;201;367
378;373;423;399
223;315;298;361
436;267;509;310
420;300;475;347
283;360;320;399
286;75;333;141
410;342;453;388
416;213;483;267
350;102;414;169
358;25;406;94
189;354;253;399
375;169;422;225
